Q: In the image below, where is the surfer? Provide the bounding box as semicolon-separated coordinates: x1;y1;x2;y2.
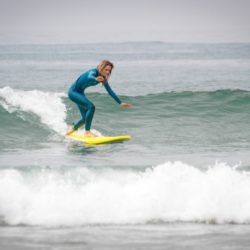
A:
66;60;131;137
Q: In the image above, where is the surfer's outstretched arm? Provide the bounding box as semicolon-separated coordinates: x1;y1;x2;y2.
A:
103;82;122;104
104;82;131;107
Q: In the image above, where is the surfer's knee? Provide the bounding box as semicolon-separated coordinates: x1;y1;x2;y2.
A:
89;104;95;113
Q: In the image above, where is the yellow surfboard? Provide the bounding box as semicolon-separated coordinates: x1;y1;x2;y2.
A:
66;131;131;145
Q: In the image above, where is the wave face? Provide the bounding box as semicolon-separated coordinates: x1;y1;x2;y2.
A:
1;87;250;128
125;89;250;116
0;87;250;152
0;161;250;226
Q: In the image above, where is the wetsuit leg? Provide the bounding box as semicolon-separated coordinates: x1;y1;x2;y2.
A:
73;105;87;130
68;89;95;130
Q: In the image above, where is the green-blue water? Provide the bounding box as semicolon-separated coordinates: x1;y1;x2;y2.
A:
0;43;250;249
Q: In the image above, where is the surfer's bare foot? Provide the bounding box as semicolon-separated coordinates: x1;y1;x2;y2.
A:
84;131;97;137
66;126;76;135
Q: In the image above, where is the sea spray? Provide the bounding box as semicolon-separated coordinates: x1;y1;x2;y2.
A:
0;161;250;226
0;87;67;134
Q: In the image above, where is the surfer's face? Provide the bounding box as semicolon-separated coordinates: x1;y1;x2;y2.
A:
101;65;112;79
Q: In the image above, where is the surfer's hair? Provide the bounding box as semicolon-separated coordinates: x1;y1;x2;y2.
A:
97;60;114;74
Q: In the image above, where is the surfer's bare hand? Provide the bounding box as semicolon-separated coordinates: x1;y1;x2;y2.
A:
120;103;132;108
96;76;105;82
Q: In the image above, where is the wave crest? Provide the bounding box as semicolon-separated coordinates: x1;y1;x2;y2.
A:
0;87;67;134
0;161;250;226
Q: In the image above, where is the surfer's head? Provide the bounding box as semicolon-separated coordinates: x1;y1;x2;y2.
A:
98;60;114;80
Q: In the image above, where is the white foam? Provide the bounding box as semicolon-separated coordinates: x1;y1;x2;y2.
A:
0;87;67;134
0;161;250;226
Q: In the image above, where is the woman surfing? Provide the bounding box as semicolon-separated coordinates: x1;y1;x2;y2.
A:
66;60;131;137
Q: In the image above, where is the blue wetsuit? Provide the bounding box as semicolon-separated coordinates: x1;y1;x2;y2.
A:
68;68;122;131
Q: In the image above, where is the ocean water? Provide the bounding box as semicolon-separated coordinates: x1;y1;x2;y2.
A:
0;42;250;249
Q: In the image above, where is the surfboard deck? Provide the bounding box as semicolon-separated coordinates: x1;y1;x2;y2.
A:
66;131;131;145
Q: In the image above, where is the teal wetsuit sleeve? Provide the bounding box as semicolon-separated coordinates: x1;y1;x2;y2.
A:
104;82;122;104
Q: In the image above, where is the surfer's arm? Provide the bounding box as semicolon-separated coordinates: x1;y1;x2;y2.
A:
104;82;122;104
